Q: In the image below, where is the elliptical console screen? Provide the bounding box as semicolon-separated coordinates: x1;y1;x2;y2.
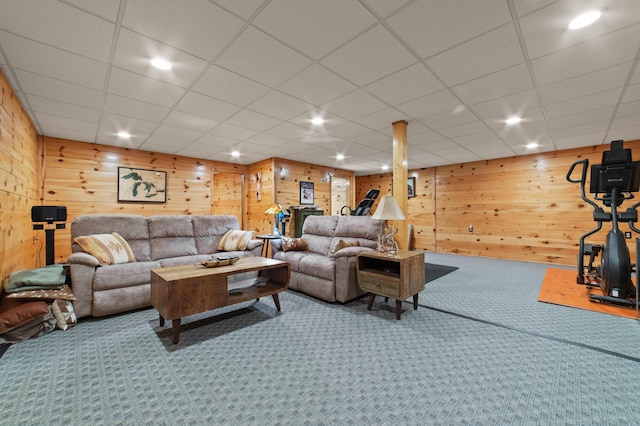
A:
589;140;640;194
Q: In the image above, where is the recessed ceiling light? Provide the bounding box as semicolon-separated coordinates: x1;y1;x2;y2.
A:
506;116;522;125
336;153;345;160
569;11;601;30
151;58;172;70
382;165;389;171
117;131;131;139
526;142;539;149
230;150;240;157
311;117;325;126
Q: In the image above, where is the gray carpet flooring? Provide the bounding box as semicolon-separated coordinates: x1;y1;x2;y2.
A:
1;252;639;425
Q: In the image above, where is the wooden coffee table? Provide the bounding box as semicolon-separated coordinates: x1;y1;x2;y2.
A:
150;257;290;343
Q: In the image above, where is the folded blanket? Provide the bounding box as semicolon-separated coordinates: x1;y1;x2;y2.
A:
5;265;66;293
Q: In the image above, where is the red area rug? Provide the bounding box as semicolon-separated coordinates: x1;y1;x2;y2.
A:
538;268;639;320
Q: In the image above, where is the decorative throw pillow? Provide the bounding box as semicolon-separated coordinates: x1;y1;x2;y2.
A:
74;232;136;265
51;299;77;331
217;230;255;251
329;239;360;257
5;285;76;301
281;237;308;252
0;299;50;334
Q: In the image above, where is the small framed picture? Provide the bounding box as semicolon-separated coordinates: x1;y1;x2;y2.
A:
300;181;314;205
407;177;416;198
118;167;167;203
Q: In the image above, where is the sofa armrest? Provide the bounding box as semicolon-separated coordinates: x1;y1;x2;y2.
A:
270;239;283;257
67;252;100;318
246;239;263;251
68;251;100;267
331;246;375;259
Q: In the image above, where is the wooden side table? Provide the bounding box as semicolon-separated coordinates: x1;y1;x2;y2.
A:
356;250;425;320
255;234;281;257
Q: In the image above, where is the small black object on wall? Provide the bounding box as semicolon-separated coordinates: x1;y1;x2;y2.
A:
31;206;67;265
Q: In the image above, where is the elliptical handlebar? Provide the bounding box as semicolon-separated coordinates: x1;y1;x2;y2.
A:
566;159;600;211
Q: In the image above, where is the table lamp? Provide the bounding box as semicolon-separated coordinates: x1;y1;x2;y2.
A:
264;203;290;236
371;195;405;254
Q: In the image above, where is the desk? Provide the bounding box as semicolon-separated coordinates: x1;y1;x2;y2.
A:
256;235;281;257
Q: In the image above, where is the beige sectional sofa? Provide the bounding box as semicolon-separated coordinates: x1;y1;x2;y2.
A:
68;214;262;318
270;215;383;303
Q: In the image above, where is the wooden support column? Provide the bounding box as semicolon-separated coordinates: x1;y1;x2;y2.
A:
392;120;408;251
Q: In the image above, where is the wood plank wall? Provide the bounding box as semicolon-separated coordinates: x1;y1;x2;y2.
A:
0;69;42;288
212;172;244;227
42;137;248;264
357;141;640;266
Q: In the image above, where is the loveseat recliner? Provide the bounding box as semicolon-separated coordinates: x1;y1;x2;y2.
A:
270;215;383;303
68;214;262;318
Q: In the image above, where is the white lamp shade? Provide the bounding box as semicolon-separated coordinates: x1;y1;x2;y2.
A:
371;195;405;220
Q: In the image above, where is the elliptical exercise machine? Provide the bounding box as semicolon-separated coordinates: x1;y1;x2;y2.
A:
566;140;640;309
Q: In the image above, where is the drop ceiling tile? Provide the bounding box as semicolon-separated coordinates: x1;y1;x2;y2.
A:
531;24;640;86
494;118;549;138
452;63;533;105
537;63;632;105
0;0;115;61
217;26;312;87
545;88;623;119
623;83;640;103
512;0;556;17
0;32;107;90
348;130;391;145
322;89;388;120
163;111;218;133
324;122;371;139
244;133;290;149
554;131;607;149
361;0;412;18
225;109;282;132
122;0;244;60
208;123;258;141
431;146;483;164
552;120;611;139
63;0;121;21
278;64;356;105
103;94;170;123
289;110;347;130
266;122;314;140
439;121;489;139
26;95;100;124
453;131;501;146
419;109;478;131
174;91;241;122
409;131;451;146
548;107;615;131
41;125;97;143
483;107;545;130
396;90;462;120
192;65;271;107
15;70;103;109
152;124;204;142
321;25;417;86
364;63;443;106
353;108;408;131
615;99;640;118
36;112;97;134
212;0;263;19
608;124;640;142
469;90;540;120
138;135;192;152
112;29;209;88
386;0;512;59
100;112;159;135
247;91;313;121
96;124;151;147
108;68;185;108
519;0;640;59
253;0;377;60
426;23;524;86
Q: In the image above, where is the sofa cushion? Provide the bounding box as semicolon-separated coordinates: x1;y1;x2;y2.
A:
192;215;239;254
51;299;77;331
334;216;384;245
71;214;151;261
217;230;254;251
298;253;335;281
148;215;197;260
74;233;136;265
93;261;161;291
281;237;308;252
